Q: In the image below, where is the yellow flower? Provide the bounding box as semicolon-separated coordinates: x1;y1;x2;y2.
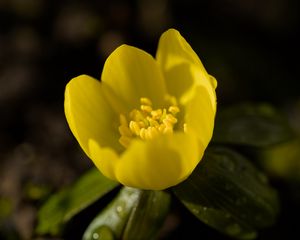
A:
64;29;217;190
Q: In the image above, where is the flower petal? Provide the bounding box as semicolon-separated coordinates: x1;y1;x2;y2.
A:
156;29;217;108
184;85;215;148
101;45;167;109
115;133;201;190
88;139;119;181
64;75;123;158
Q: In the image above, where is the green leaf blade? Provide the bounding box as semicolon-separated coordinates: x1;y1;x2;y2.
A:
173;147;279;239
64;168;119;222
82;187;142;240
212;103;294;147
36;168;119;235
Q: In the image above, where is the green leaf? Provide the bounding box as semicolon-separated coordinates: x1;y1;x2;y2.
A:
36;190;69;235
212;103;294;147
173;146;279;239
82;187;141;240
123;190;171;240
36;168;119;235
83;188;171;240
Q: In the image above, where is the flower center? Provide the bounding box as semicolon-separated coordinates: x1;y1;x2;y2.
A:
118;97;181;148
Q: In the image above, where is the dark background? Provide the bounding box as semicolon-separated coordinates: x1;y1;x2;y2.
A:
0;0;299;239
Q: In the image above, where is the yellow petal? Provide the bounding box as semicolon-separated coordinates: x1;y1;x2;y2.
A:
156;29;217;108
64;75;123;158
101;45;167;109
88;139;119;181
115;132;201;190
184;85;215;148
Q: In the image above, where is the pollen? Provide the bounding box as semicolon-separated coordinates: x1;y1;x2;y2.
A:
118;97;182;148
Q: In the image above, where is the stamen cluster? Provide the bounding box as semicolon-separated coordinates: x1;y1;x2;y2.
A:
118;97;180;148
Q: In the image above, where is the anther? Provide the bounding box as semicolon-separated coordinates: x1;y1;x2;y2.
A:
163;126;173;134
166;114;178;124
168;106;180;114
120;114;128;126
158;124;166;132
141;105;152;113
140;128;146;140
119;136;132;148
129;121;140;136
140;97;152;106
118;125;132;137
151;109;162;119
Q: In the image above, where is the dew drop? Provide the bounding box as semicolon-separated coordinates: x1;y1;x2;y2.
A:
92;233;99;239
116;205;123;213
192;208;200;214
115;202;126;217
91;226;114;240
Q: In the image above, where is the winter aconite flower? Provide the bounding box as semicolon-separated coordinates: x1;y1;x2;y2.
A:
64;29;217;190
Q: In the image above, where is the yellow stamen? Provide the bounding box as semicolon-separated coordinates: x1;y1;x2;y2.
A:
140;128;146;140
168;106;180;114
129;121;140;136
151;109;162;119
141;105;152;113
158;124;166;133
140;97;152;106
120;114;128;126
119;136;132;148
118;125;132;137
118;97;182;148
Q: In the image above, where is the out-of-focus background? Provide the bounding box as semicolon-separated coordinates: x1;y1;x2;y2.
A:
0;0;299;239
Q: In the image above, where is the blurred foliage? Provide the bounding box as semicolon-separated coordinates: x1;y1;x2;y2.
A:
257;138;300;181
0;197;13;224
